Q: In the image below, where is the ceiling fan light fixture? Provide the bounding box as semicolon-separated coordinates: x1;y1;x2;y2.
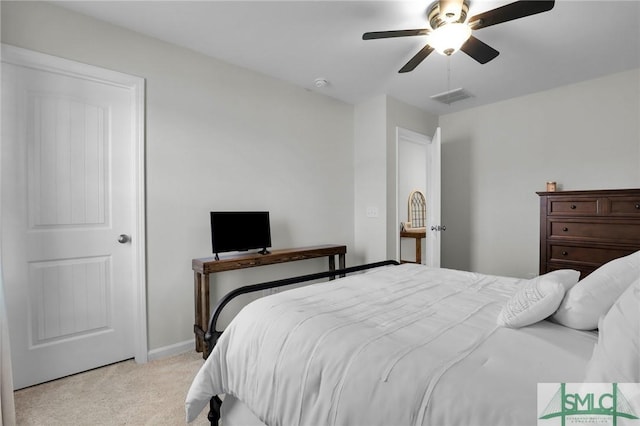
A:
428;23;471;56
363;0;555;72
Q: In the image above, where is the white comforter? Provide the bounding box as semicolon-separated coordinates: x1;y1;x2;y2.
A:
186;264;596;426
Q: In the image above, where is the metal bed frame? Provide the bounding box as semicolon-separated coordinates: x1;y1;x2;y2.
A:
202;259;400;425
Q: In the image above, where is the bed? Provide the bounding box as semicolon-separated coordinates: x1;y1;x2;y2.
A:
186;252;639;426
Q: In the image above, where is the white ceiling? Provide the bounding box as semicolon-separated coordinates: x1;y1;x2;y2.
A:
55;0;640;115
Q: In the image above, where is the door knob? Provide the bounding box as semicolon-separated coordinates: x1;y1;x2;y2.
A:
118;234;131;244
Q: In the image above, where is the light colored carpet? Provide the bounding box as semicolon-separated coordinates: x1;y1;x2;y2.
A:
14;351;211;425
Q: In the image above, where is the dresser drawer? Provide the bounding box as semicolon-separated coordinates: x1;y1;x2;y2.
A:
549;244;635;266
548;198;598;216
610;197;640;216
550;220;640;243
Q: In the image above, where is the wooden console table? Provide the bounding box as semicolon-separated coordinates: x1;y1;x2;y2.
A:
192;244;347;354
400;229;426;264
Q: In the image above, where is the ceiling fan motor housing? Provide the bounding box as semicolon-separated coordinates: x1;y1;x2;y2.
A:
428;0;470;29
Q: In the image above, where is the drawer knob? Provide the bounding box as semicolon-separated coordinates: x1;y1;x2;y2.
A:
635;203;640;209
570;205;577;209
563;227;568;232
562;251;568;256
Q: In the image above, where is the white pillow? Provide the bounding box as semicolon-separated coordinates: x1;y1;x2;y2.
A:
548;269;582;291
553;250;640;330
497;270;579;329
584;279;640;382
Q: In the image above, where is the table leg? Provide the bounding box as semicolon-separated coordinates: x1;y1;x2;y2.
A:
328;255;336;280
338;253;346;277
201;273;210;348
194;271;202;352
416;238;422;264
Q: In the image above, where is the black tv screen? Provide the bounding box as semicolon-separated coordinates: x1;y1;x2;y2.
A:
210;211;271;258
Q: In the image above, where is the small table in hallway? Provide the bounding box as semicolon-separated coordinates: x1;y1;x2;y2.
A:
400;229;426;264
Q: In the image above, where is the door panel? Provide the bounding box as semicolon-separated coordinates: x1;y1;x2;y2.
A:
28;96;107;228
29;256;110;345
1;45;146;389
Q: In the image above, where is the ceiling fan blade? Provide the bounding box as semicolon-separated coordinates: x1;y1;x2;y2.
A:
469;0;555;30
460;36;499;64
363;29;429;40
399;44;435;73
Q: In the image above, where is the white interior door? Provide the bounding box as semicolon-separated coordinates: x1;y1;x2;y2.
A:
426;127;442;267
1;45;146;389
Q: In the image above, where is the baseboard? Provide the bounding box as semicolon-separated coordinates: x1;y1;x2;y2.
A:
147;339;195;361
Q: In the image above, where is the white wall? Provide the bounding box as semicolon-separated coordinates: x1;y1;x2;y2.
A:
1;1;355;351
398;142;427;225
353;96;387;264
439;68;640;278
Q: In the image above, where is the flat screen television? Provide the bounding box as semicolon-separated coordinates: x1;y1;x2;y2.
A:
210;211;271;260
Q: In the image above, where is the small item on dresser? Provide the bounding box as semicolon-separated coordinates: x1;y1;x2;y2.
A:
546;181;557;192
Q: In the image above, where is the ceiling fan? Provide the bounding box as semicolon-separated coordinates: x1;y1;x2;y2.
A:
363;0;555;73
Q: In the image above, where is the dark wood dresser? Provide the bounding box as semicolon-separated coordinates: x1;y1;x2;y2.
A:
538;188;640;278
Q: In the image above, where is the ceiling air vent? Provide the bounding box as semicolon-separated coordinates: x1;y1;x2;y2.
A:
430;88;474;105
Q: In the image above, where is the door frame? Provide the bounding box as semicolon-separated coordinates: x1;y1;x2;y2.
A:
1;44;148;363
395;127;438;265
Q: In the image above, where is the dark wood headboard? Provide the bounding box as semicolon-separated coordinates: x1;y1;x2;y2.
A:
538;188;640;278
